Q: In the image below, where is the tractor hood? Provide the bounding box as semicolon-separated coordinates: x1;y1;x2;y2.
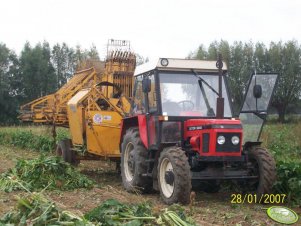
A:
185;118;242;131
184;118;243;156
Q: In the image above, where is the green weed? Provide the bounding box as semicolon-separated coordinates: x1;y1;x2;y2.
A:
273;160;301;206
261;123;301;206
0;126;70;152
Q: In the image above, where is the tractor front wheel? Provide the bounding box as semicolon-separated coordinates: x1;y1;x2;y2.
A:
247;147;276;195
158;147;191;205
121;128;152;193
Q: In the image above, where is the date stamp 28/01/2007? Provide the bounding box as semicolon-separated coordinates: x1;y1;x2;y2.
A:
231;194;286;204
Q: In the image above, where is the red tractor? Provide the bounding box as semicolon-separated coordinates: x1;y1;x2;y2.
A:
119;56;278;204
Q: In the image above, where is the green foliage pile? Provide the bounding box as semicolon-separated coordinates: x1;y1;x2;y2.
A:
0;195;194;226
85;199;195;226
84;199;155;225
0;155;94;192
0;127;69;152
0;193;96;226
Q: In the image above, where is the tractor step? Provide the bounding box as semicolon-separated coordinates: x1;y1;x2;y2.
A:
191;169;257;180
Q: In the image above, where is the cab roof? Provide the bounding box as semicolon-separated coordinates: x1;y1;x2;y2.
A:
134;58;227;76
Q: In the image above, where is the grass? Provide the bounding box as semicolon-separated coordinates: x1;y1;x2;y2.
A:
261;121;301;161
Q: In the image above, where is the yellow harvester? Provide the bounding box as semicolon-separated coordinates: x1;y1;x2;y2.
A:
20;39;135;161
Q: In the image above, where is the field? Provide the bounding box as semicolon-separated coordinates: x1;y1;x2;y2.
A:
0;123;300;225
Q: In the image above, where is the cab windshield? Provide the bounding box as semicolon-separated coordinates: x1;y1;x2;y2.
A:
159;72;232;117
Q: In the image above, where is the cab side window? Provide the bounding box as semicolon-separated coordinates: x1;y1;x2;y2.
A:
132;73;157;114
148;74;157;112
132;75;145;114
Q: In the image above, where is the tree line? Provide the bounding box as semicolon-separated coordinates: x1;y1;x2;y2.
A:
189;40;301;122
0;40;300;124
0;41;100;123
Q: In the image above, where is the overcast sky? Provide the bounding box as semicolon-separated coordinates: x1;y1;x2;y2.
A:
0;0;300;60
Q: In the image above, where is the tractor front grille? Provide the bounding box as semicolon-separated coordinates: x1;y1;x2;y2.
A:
216;133;241;152
202;133;210;153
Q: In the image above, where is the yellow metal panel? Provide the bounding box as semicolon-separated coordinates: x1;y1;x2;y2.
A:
86;110;122;157
67;89;90;145
68;89;90;105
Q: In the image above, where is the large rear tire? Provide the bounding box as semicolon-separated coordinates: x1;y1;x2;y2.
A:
158;147;191;205
247;147;276;195
121;128;152;193
56;139;79;166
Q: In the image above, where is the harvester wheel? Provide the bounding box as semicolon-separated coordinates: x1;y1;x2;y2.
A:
247;147;276;195
56;139;79;166
121;128;152;193
158;147;191;205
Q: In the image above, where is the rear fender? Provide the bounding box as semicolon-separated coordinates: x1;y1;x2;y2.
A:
120;115;148;151
243;141;262;152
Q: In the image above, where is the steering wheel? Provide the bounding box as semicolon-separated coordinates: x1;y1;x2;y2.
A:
178;100;194;111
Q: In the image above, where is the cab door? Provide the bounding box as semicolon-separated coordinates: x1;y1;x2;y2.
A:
145;73;159;148
239;73;278;143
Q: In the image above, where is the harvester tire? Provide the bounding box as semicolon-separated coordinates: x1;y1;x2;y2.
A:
158;147;191;205
56;139;79;166
248;147;276;195
121;128;152;193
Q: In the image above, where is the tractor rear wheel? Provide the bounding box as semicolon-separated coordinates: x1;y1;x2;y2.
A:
56;139;79;166
158;147;191;205
121;128;152;193
247;147;276;195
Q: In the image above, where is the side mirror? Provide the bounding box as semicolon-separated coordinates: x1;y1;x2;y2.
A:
253;84;262;98
142;77;151;93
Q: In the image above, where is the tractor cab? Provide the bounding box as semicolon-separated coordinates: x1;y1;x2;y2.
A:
130;58;240;154
130;58;277;153
120;57;278;205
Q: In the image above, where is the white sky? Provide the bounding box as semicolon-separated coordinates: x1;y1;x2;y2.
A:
0;0;300;60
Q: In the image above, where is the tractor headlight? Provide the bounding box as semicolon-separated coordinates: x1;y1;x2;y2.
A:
231;136;240;145
217;135;225;145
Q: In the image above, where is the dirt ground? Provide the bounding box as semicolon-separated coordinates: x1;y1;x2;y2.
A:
0;145;300;225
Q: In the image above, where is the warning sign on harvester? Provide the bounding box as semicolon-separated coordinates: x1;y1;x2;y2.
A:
103;115;112;121
93;114;112;124
93;114;103;124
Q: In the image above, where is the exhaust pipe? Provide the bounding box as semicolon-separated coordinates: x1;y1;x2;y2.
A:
216;53;224;119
